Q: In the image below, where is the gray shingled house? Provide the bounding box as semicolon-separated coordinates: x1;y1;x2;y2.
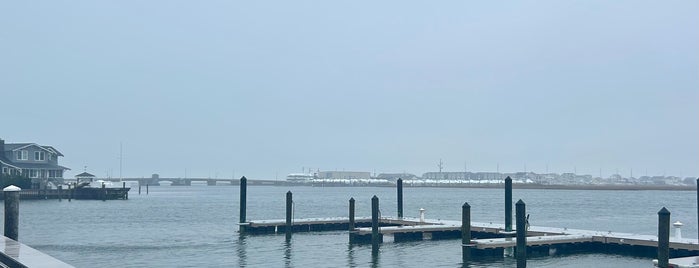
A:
0;138;70;188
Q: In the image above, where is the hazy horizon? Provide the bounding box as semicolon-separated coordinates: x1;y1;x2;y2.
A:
2;1;697;180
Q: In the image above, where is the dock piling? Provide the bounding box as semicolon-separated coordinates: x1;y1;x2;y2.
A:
505;176;512;232
349;197;355;242
516;199;526;268
397;178;403;218
462;202;471;260
58;185;62;202
102;183;106;201
239;176;247;233
146;184;149;195
138;184;141;195
658;207;670;268
286;191;293;238
371;195;380;255
3;185;20;241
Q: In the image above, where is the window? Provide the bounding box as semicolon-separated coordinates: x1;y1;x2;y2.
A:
29;169;38;178
49;154;53;161
34;151;45;161
2;167;7;174
16;150;28;160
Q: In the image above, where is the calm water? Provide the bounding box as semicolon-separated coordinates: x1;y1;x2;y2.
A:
4;185;697;267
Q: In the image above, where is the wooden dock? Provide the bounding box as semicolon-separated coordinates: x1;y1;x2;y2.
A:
244;216;699;258
0;188;130;200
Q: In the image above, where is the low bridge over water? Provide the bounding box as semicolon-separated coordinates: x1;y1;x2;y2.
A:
93;175;284;186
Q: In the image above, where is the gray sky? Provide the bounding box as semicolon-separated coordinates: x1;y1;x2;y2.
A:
2;1;697;179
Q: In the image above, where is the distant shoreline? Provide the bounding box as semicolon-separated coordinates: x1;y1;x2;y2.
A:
249;180;697;191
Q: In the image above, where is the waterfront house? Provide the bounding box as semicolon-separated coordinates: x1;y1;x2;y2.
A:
0;139;70;187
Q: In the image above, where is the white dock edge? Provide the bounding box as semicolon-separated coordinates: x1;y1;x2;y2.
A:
0;236;73;268
653;256;699;268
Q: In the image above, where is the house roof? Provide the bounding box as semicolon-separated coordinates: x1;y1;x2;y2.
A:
6;162;70;170
75;172;95;177
0;158;20;169
5;143;64;156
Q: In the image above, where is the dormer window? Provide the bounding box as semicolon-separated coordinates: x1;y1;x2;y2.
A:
16;150;28;160
34;151;45;161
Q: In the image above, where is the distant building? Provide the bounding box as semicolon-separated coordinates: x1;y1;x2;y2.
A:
75;172;96;183
376;173;419;181
0;138;70;186
317;171;371;180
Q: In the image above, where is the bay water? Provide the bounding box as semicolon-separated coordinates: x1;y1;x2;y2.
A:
6;185;697;267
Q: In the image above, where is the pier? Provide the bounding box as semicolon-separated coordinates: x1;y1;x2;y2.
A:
237;176;699;267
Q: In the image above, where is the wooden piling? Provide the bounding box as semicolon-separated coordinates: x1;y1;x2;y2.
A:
138;183;141;195
371;195;380;255
58;185;62;202
286;191;293;238
397;178;403;218
516;199;526;268
4;185;20;241
505;176;512;232
658;207;670;268
146;184;149;195
239;176;247;233
68;183;72;202
462;202;471;260
101;183;106;201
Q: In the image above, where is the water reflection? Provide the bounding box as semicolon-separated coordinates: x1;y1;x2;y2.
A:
346;244;356;267
371;248;380;268
236;234;247;267
283;237;292;268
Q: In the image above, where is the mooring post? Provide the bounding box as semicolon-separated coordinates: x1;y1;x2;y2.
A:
102;183;106;201
286;191;293;236
4;185;20;241
68;184;72;202
123;182;126;189
138;183;142;195
516;199;527;268
371;195;380;255
349;197;356;242
397;178;403;218
462;202;471;260
505;176;513;232
146;183;149;195
658;207;670;268
58;185;62;202
239;176;247;233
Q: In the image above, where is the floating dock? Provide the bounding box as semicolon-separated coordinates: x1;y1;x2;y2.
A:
244;216;699;258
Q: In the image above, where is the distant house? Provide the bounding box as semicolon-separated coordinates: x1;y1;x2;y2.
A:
75;172;96;184
0;139;70;186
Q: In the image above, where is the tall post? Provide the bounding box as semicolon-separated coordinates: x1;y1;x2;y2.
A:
505;176;513;232
68;184;72;202
4;185;21;241
349;198;356;242
138;183;142;195
58;185;62;202
658;207;670;268
516;199;527;268
239;176;247;233
397;178;403;218
462;202;471;260
286;191;293;238
146;184;149;195
102;183;106;201
371;195;380;255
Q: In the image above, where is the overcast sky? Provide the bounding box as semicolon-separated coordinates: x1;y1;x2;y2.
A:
2;1;697;180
